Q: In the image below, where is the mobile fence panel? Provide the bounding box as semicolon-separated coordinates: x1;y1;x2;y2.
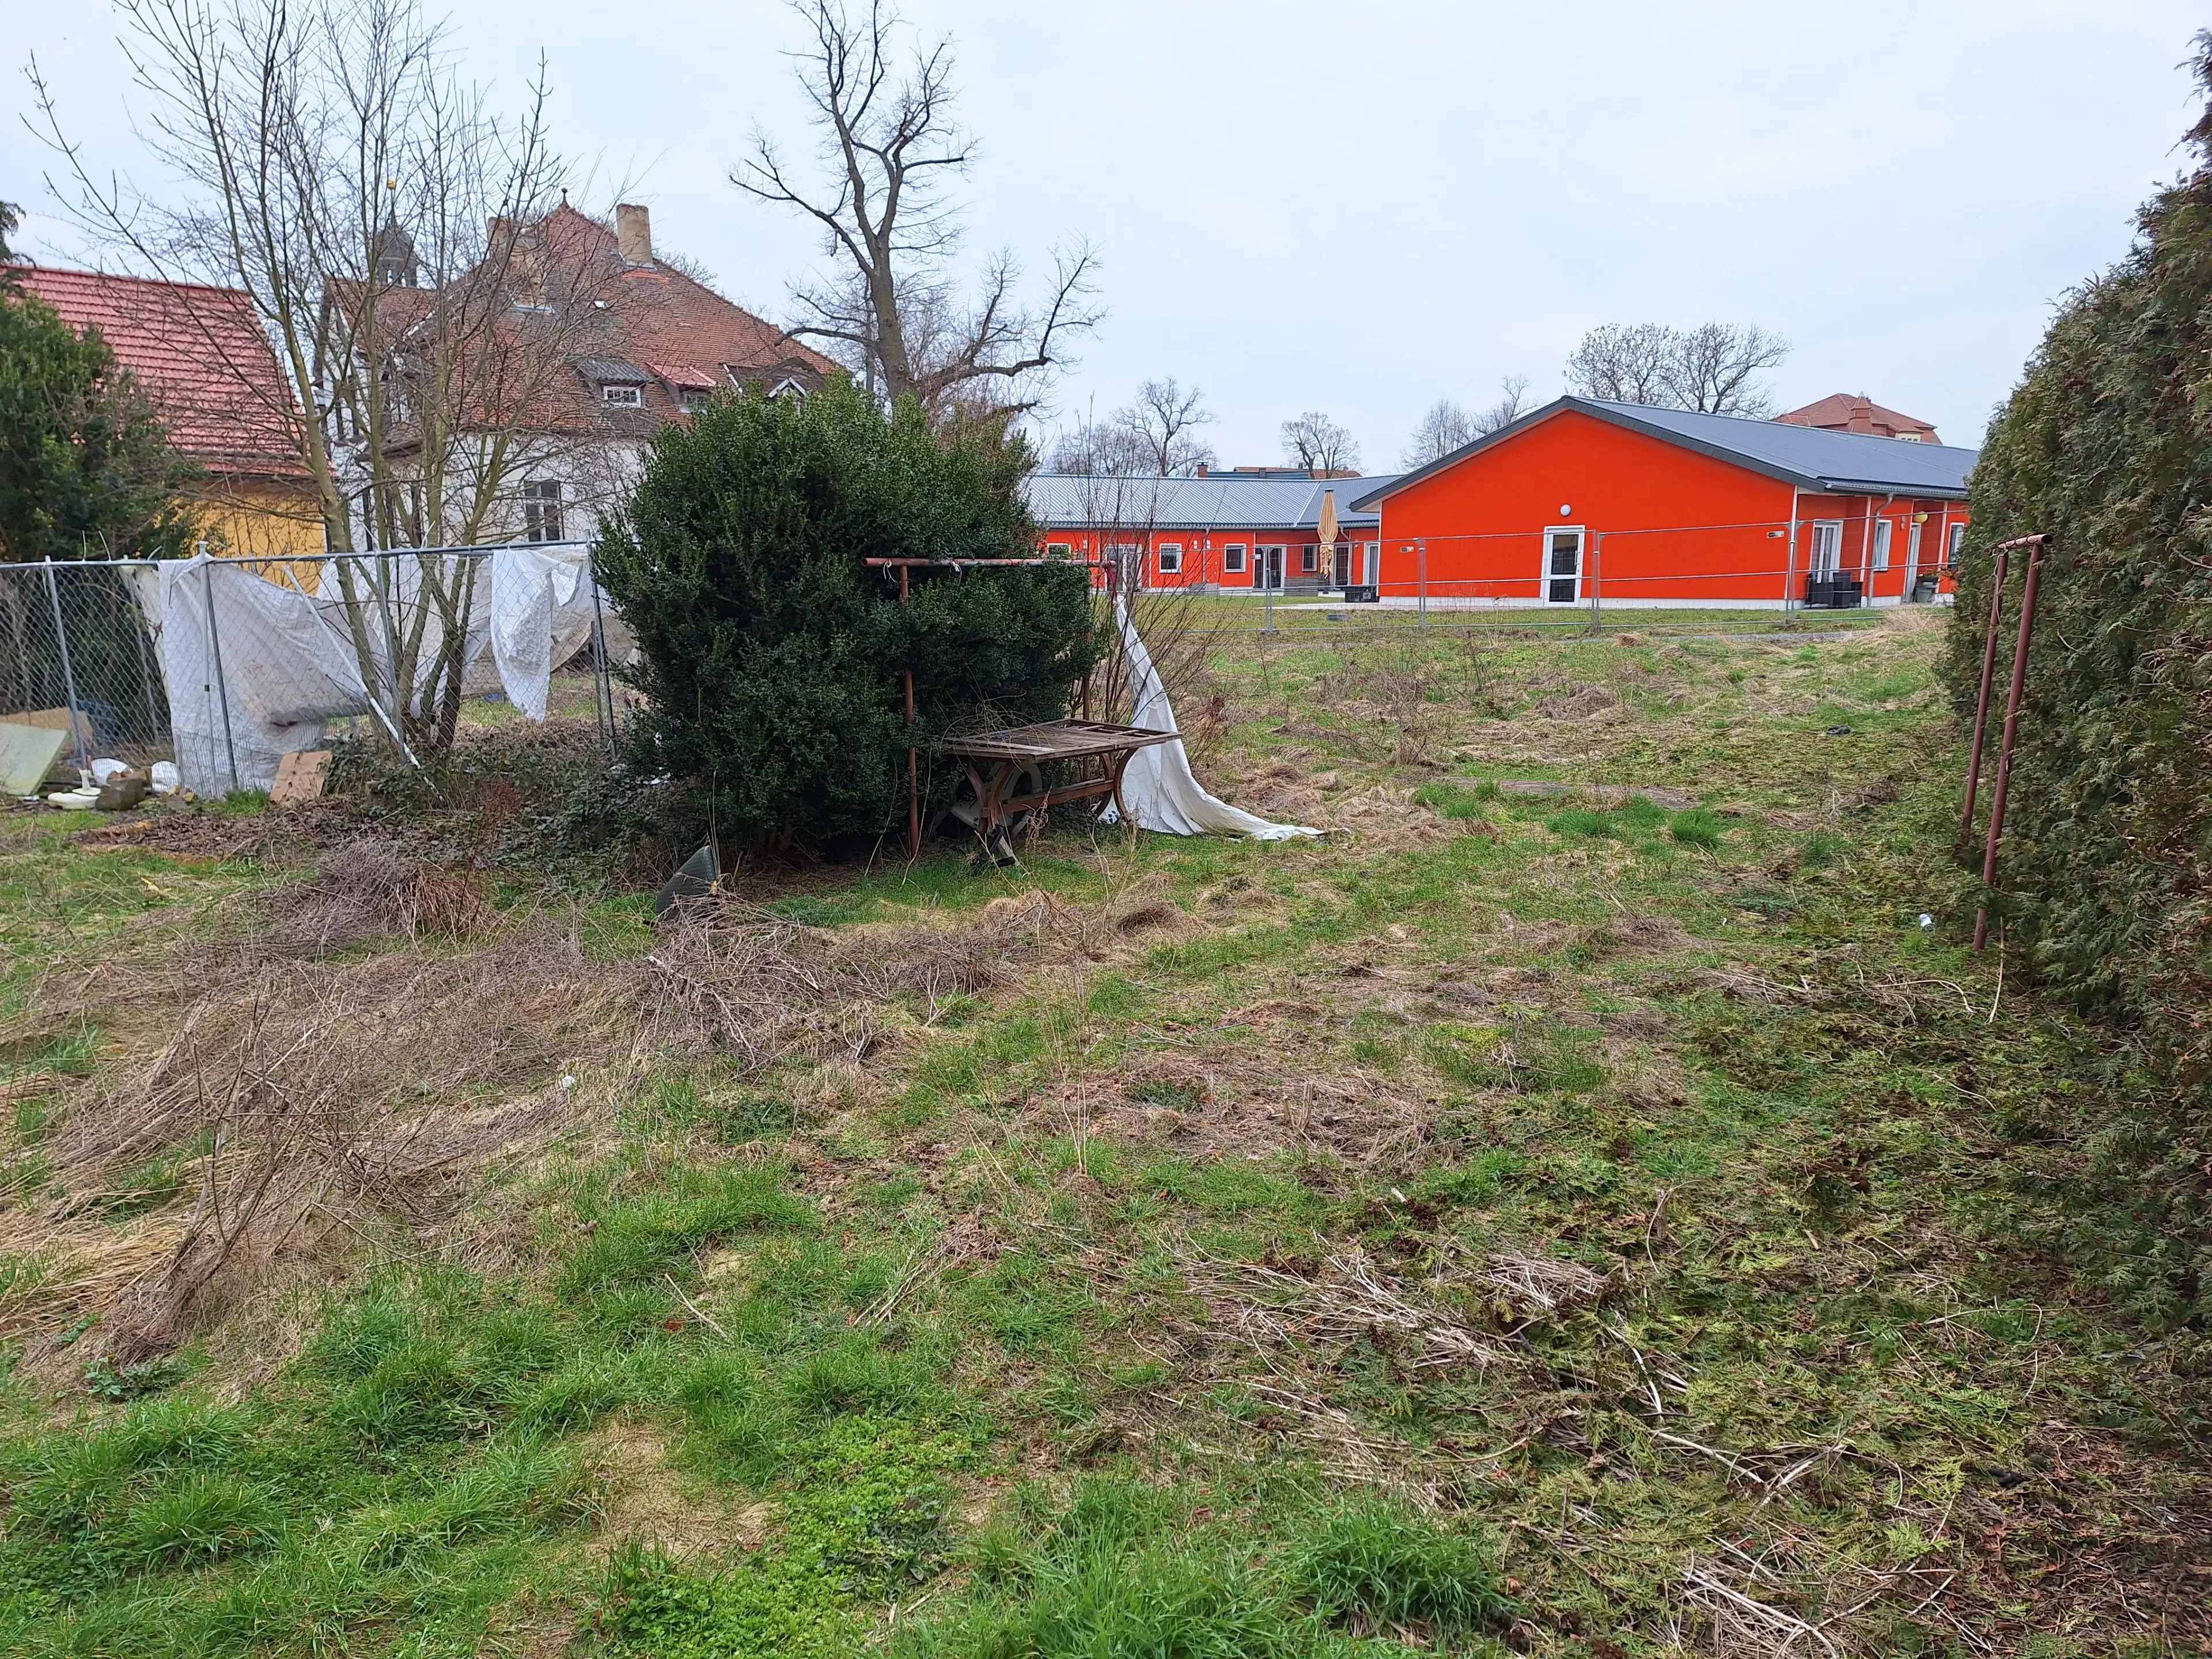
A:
1;544;622;799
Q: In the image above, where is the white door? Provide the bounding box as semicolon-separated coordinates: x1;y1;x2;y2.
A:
1541;528;1584;604
1362;541;1378;586
1904;520;1923;599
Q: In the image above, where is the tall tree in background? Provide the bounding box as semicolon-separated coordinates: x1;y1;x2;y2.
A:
734;0;1100;419
1565;322;1786;416
0;199;20;287
0;283;200;560
1114;377;1215;475
1403;398;1473;468
33;0;608;757
1281;410;1359;472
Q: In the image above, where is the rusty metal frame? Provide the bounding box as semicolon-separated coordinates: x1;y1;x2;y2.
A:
1964;533;2049;953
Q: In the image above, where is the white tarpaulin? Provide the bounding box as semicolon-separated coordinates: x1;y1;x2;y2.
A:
1101;594;1320;841
143;548;604;794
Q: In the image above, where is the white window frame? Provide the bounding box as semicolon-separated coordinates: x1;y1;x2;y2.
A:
600;382;643;407
1299;543;1319;574
1044;541;1072;558
1539;525;1585;604
1946;522;1966;563
677;387;712;412
1157;543;1183;575
1809;520;1844;579
1257;544;1287;590
1871;517;1892;572
1362;541;1378;586
1222;543;1247;574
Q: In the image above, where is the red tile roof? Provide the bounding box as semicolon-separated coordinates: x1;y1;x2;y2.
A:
14;264;307;480
1775;393;1939;445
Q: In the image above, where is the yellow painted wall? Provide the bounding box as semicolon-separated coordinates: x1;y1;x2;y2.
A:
196;479;327;590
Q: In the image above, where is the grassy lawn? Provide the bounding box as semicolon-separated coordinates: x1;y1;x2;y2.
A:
0;611;2202;1657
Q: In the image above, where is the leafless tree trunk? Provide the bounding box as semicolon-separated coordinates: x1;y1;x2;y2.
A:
1403;398;1474;468
1565;323;1786;416
1474;374;1532;435
733;0;1100;420
1565;323;1676;405
31;0;610;758
1664;322;1788;416
1281;410;1361;473
1118;377;1216;475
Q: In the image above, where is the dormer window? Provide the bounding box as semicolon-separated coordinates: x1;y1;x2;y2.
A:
679;388;711;412
601;383;643;407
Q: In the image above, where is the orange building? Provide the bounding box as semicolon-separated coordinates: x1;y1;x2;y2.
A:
1350;397;1976;611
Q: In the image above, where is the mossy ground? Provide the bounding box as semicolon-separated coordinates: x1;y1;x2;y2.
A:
0;614;2203;1657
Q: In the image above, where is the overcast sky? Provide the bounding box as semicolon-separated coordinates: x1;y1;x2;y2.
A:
9;1;2206;468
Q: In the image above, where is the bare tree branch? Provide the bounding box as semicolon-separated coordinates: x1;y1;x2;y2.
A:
1281;410;1359;473
1565;323;1786;416
732;0;1099;418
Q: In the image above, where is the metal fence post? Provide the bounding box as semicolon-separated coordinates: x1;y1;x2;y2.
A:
201;557;240;794
38;558;92;778
1417;539;1428;627
587;550;616;753
1588;532;1603;634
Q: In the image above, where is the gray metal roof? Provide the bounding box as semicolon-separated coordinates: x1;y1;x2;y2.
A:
1025;473;1398;532
1351;397;1978;511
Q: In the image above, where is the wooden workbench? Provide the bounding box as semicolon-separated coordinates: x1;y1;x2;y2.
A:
940;718;1176;852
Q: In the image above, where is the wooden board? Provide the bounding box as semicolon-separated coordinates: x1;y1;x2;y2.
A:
0;722;70;796
942;719;1176;763
270;748;333;806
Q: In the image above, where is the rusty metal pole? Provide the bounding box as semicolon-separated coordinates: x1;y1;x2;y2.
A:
1975;536;2046;953
1959;540;2010;848
902;563;919;863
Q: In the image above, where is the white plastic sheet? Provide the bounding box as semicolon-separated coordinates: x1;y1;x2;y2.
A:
143;548;604;794
1102;594;1320;841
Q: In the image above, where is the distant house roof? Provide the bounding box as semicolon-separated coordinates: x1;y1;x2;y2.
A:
326;203;840;442
574;356;650;382
1027;473;1400;532
1776;393;1939;444
1352;397;1976;511
647;361;719;390
14;264;306;482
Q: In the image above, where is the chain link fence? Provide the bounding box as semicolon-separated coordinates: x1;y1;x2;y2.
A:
1;547;619;798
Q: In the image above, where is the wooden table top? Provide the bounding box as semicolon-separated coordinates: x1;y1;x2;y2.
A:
941;718;1177;763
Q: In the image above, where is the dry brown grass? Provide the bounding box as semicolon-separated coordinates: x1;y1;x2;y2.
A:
16;918;636;1369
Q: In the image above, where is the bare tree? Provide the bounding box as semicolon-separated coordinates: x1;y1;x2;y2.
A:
1112;377;1215;475
31;0;609;757
1403;398;1474;468
1565;323;1676;404
1565;322;1787;416
1047;416;1150;477
1664;322;1788;416
733;0;1100;418
1281;410;1360;473
1473;374;1532;435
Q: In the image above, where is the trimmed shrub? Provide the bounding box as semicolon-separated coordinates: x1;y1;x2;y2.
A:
594;384;1097;850
1944;39;2212;1109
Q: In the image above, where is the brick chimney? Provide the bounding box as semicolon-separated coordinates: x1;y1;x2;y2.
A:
616;203;653;266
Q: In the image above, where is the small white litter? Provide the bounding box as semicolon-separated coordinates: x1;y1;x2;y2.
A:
89;758;130;785
150;761;181;796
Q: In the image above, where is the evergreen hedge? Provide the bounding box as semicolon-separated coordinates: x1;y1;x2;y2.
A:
594;383;1097;851
1945;41;2212;1111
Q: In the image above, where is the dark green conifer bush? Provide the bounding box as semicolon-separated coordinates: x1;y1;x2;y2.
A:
594;383;1096;850
1949;38;2212;1108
